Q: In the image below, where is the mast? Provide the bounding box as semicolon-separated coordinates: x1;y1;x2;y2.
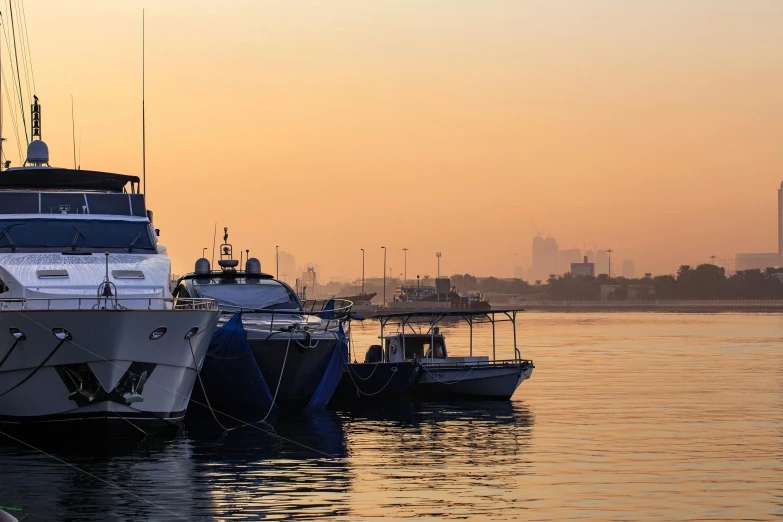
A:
1;12;3;171
142;9;145;195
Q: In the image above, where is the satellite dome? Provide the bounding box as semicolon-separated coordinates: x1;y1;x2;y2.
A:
25;140;49;166
246;258;261;275
195;258;211;274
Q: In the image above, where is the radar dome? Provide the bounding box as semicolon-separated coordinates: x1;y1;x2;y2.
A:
195;258;211;274
246;258;261;275
25;140;49;166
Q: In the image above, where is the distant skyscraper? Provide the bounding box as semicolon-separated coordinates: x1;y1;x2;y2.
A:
278;251;296;283
622;260;635;279
513;265;525;279
530;236;559;282
584;249;594;263
559;249;582;274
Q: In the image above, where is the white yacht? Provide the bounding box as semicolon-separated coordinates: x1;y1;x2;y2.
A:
0;112;219;439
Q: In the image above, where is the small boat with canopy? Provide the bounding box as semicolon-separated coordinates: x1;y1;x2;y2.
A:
368;310;534;400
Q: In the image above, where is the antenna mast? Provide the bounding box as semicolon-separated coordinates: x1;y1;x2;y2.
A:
142;8;145;195
71;95;76;169
0;12;3;171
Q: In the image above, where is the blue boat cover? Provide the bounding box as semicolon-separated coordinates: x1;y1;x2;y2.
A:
196;312;277;419
318;298;336;319
305;321;347;409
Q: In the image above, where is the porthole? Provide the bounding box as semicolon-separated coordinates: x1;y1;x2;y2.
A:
52;328;72;341
149;327;167;340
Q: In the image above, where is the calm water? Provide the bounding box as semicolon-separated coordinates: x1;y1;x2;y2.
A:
1;312;782;520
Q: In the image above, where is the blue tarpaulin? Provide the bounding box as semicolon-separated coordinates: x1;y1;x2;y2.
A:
318;298;336;319
305;321;347;409
192;312;277;421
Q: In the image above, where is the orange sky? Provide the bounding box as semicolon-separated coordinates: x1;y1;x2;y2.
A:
6;1;783;280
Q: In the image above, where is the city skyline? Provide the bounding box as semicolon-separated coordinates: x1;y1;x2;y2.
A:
7;1;783;280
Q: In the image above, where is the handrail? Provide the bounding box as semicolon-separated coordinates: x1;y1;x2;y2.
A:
214;298;354;333
0;296;219;311
422;358;533;369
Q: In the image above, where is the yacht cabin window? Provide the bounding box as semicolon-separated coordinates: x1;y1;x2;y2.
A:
0;218;156;253
190;278;301;311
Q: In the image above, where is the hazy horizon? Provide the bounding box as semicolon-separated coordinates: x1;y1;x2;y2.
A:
8;1;783;281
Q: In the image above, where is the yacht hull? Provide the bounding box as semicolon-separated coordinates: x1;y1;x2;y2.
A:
248;332;340;410
0;309;218;440
411;362;534;400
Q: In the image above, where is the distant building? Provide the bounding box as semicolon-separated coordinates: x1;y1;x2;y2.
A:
513;265;525;279
559;249;582;274
622;260;635;279
529;236;558;282
571;256;595;277
278;251;296;283
298;266;317;297
734;182;783;270
735;253;779;271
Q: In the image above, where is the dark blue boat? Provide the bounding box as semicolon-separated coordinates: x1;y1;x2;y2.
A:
330;360;421;403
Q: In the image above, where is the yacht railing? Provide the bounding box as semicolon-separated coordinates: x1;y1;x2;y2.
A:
0;297;218;311
217;299;354;332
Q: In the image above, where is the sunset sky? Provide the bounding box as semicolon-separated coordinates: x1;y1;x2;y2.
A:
6;1;783;280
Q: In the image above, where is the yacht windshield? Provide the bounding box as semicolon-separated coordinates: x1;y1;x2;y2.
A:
0;218;155;252
192;279;301;311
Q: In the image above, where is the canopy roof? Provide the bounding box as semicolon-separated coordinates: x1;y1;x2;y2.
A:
0;168;140;193
373;309;524;327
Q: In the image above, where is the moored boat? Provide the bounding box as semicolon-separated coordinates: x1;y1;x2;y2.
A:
0;109;220;440
371;310;534;400
174;230;351;421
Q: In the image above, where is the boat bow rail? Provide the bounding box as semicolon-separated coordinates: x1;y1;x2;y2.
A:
0;297;218;311
218;298;354;332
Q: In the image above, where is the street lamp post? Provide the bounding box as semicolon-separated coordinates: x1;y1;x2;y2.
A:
276;245;279;279
607;249;613;278
202;247;207;259
360;248;365;298
436;252;442;277
710;255;716;265
402;248;408;284
381;246;387;306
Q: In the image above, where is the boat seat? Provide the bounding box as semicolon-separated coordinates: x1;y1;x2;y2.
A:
364;344;383;363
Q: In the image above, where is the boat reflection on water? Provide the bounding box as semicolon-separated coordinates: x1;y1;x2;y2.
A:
185;410;351;520
0;402;533;520
185;409;348;461
0;433;204;521
342;400;535;517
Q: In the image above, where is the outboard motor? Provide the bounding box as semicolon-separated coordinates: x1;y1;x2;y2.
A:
364;344;383;363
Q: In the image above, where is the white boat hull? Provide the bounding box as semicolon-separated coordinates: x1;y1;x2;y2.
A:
0;308;219;438
414;362;534;399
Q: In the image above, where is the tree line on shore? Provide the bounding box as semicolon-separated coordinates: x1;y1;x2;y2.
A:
451;264;783;300
324;264;783;301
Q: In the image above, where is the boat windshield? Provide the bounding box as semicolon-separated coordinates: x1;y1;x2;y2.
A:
0;218;156;252
389;335;447;360
192;279;301;311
